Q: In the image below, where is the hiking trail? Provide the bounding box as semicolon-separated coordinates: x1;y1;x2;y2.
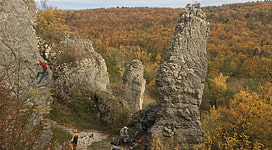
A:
52;121;109;150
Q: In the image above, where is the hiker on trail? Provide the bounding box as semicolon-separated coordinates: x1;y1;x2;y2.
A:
119;126;131;144
71;133;78;149
36;60;48;84
141;114;148;131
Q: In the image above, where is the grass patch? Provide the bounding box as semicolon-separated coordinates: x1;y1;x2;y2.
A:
51;127;71;148
50;99;99;130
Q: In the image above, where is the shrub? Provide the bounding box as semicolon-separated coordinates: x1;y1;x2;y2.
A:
0;86;44;149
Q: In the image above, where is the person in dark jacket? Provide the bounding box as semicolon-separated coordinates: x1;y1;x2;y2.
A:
36;60;48;83
71;133;79;149
141;114;148;131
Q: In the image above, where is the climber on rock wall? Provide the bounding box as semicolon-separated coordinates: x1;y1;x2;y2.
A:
36;60;48;84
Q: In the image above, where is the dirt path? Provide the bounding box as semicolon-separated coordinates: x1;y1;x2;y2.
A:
52;121;109;150
50;88;155;150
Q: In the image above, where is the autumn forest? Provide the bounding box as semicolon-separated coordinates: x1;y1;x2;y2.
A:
36;1;272;149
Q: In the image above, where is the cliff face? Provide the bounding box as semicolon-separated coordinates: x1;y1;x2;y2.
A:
149;3;210;149
0;0;53;148
0;0;40;90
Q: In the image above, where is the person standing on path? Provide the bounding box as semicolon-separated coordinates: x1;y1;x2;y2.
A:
71;133;79;150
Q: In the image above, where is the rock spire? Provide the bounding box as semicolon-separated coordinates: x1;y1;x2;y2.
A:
123;60;146;113
149;3;210;149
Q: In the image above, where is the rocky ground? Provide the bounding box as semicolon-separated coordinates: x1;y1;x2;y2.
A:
52;121;109;150
51;91;155;150
52;122;148;150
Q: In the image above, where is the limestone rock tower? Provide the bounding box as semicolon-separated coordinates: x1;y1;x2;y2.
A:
149;3;210;149
123;60;146;113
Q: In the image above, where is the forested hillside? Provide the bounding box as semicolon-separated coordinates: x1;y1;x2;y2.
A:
65;7;180;84
36;1;272;149
37;1;271;87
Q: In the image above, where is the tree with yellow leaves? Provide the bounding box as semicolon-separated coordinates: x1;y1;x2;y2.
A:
209;73;229;107
36;7;69;43
202;88;272;149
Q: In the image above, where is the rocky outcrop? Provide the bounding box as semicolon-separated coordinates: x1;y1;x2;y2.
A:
44;33;129;127
93;90;130;126
123;60;146;113
0;0;41;90
47;33;111;101
149;3;210;149
0;0;53;148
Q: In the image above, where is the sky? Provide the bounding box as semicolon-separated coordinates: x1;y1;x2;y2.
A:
36;0;253;10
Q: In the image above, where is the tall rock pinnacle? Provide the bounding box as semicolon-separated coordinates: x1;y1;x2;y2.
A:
123;60;146;113
149;3;210;149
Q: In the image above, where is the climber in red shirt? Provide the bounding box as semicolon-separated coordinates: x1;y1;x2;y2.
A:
36;60;48;84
